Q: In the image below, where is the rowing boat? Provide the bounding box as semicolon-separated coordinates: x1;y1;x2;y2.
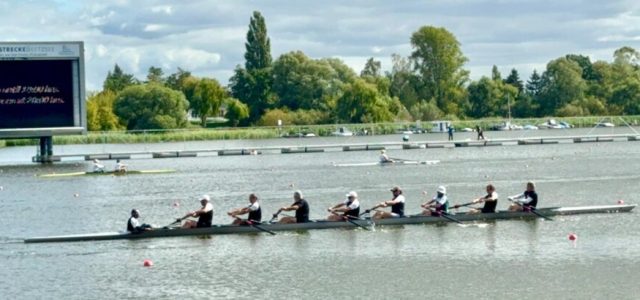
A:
334;160;440;167
23;204;635;243
37;169;176;178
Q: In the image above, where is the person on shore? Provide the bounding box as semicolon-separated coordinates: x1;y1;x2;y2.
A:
178;195;214;228
371;186;405;220
114;159;127;173
327;191;360;221
476;125;485;140
379;149;394;163
448;125;454;141
92;159;105;173
508;182;538;211
421;186;449;216
275;190;310;224
227;193;262;225
127;209;152;233
468;184;498;214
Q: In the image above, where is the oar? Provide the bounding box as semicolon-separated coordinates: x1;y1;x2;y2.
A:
244;219;277;235
269;209;282;223
427;209;463;224
162;216;186;229
359;205;383;216
450;201;478;209
508;199;553;221
389;157;415;163
329;211;370;231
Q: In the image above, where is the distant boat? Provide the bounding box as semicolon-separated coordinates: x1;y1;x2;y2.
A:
38;169;176;178
595;122;615;128
331;127;354;136
334;160;440;167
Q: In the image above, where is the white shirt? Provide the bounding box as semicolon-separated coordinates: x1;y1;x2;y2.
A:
393;194;406;203
343;198;360;210
115;162;126;171
93;162;104;171
248;202;260;211
380;154;391;163
510;193;532;204
432;195;447;205
203;202;213;212
129;216;140;228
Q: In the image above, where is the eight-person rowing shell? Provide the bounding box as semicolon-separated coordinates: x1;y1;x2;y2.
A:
273;190;310;224
227;193;262;225
177;195;214;228
327;191;360;221
421;186;449;216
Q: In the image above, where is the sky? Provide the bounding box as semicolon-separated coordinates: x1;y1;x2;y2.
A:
1;0;638;91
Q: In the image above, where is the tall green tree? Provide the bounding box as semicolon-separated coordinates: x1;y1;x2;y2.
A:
538;58;587;116
165;68;192;91
491;65;502;82
113;84;189;130
229;11;273;123
190;78;227;127
525;70;543;96
86;91;122;131
103;64;137;93
224;98;250;127
361;57;382;77
146;66;165;84
387;54;420;112
410;26;469;115
335;79;395;123
505;68;523;93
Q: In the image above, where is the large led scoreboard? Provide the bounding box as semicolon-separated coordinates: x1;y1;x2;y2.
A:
0;41;86;139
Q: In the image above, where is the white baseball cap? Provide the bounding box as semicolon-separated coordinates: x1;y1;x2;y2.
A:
200;195;210;201
437;186;447;194
346;191;358;198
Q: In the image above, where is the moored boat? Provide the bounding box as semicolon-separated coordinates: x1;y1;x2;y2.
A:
23;204;635;243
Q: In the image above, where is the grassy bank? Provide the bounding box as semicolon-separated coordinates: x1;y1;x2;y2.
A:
2;115;639;147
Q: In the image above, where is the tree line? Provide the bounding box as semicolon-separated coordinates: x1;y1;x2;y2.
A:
88;11;640;131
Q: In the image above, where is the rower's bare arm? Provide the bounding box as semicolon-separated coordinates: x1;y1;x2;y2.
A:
281;205;300;211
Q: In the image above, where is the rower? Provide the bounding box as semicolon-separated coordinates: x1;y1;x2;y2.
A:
93;159;105;173
127;209;152;233
276;190;310;224
379;149;394;163
179;195;214;228
227;193;262;225
371;186;405;220
468;184;498;214
508;182;538;211
421;186;449;216
327;191;360;221
114;159;127;173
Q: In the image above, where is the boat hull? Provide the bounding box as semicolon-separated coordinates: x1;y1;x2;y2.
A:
37;169;175;177
24;204;636;243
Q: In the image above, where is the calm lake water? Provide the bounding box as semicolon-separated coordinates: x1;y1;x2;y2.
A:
1;130;639;299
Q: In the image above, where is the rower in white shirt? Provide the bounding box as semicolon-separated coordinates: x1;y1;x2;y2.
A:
93;159;105;173
327;191;361;221
379;149;394;163
114;159;127;173
127;209;152;233
421;186;449;216
228;193;262;225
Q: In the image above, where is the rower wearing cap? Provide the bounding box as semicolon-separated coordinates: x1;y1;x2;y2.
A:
276;190;310;224
379;149;394;163
227;193;262;225
468;184;498;214
507;182;538;211
421;186;449;216
179;195;214;228
93;159;105;173
371;186;405;220
327;191;361;221
127;209;152;233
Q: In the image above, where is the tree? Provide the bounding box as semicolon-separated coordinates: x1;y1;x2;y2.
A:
565;54;595;80
409;99;443;121
114;84;189;130
410;26;469;115
103;64;137;92
225;98;250;127
335;79;395;123
466;77;502;118
491;65;502;82
165;68;192;91
613;46;640;66
538;58;587;116
190;78;226;126
86;91;122;131
146;66;165;84
525;70;543;96
361;57;382;77
229;11;273;123
387;54;420;111
504;68;523;93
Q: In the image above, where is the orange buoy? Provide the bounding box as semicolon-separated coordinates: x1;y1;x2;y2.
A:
143;259;153;267
568;233;577;241
617;200;624;205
